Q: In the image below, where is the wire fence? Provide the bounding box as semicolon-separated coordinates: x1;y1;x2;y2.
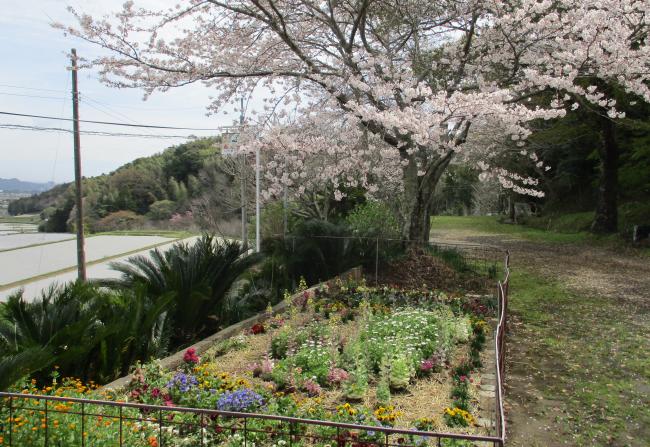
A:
0;243;510;447
273;235;504;287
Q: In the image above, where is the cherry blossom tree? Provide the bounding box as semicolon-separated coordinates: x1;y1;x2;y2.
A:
244;107;403;221
57;0;649;240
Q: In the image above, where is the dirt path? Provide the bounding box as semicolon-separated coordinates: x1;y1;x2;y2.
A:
431;228;650;446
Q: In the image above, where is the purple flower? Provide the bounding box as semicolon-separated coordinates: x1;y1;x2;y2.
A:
216;388;265;412
166;372;198;393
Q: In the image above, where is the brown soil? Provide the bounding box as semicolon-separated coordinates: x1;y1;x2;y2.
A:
374;248;489;292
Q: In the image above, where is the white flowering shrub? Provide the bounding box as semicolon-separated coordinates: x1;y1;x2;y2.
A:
451;317;472;344
362;309;455;372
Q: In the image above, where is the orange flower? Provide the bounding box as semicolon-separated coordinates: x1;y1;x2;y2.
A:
148;436;159;447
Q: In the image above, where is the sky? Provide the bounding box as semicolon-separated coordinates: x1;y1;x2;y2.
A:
0;0;247;183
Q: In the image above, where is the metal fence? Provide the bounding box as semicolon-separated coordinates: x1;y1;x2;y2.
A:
275;235;504;286
0;246;510;447
494;252;510;445
0;391;506;447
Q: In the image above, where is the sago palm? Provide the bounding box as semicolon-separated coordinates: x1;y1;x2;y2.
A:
0;282;106;390
106;234;260;346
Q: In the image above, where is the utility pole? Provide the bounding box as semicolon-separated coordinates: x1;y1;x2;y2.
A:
239;97;248;247
71;48;86;281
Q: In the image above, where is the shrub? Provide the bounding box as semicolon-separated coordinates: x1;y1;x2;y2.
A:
346;201;400;239
262;219;360;286
148;199;177;220
93;210;145;232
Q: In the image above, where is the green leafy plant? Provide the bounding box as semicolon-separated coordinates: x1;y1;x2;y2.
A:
376;378;391;406
105;235;261;346
0;282;170;390
343;361;368;402
271;328;290;359
388;353;413;391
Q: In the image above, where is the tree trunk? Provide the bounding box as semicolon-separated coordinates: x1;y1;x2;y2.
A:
591;116;619;234
508;195;516;223
402;154;453;242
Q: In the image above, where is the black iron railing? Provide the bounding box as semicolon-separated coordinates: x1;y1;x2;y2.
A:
0;391;505;446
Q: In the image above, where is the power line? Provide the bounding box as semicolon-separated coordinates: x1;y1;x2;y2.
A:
0;83;68;93
0;83;206;111
0;92;68;100
0;111;238;132
80;95;142;125
0;123;196;139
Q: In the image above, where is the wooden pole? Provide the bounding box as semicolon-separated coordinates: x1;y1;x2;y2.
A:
71;48;86;281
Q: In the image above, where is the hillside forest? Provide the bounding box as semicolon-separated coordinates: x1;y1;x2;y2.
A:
8;138;255;236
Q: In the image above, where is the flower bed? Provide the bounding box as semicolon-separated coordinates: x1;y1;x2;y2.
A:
1;280;494;446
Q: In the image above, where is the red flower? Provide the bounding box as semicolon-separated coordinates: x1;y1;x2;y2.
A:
183;348;200;364
250;323;266;335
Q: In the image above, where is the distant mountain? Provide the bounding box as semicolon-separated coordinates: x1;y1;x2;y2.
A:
0;178;55;193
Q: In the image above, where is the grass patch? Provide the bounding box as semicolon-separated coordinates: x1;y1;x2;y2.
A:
427;244;499;279
509;270;650;446
0;214;40;224
521;211;594;233
92;229;198;238
431;215;592;244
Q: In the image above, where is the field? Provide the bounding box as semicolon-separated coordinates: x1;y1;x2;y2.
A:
0;215;39;236
0;233;198;301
